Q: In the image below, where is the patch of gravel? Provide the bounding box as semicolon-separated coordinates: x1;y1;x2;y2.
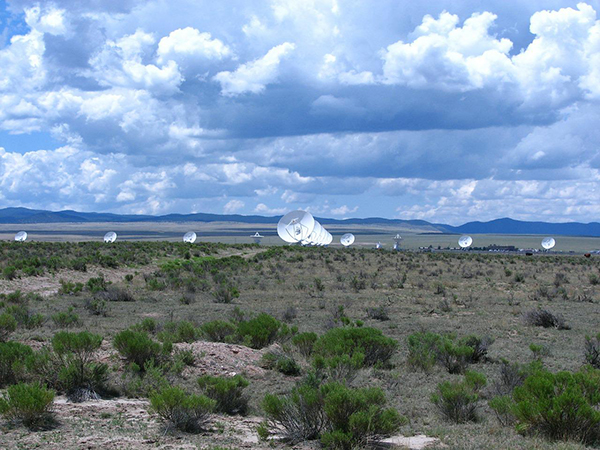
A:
175;341;267;378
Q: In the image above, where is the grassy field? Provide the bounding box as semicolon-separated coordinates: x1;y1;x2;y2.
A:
0;241;600;449
0;221;599;252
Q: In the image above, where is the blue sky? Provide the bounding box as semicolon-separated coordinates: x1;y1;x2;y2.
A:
0;0;599;224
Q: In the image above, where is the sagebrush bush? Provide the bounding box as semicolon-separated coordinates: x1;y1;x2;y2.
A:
0;341;33;387
523;308;569;330
131;318;157;334
52;331;107;402
262;378;403;448
406;331;443;372
212;284;240;304
431;371;486;423
262;350;302;376
95;286;135;302
365;306;390;321
510;365;600;443
320;382;405;449
585;333;600;368
0;312;17;342
407;332;490;374
86;276;107;293
0;382;55;429
262;380;327;443
149;386;215;433
4;305;43;329
313;354;364;383
51;307;80;328
113;329;165;369
313;326;397;368
84;297;109;316
236;313;281;349
197;374;249;415
200;320;236;342
292;332;318;358
436;338;474;374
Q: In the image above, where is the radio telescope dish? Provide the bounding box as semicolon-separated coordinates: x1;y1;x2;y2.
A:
277;210;315;243
251;232;264;245
14;231;27;242
393;234;402;250
323;231;333;246
340;233;355;247
304;221;323;245
541;237;555;250
458;235;473;249
104;231;117;243
375;241;383;249
183;231;197;244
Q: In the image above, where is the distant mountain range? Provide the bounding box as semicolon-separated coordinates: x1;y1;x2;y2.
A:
0;207;599;236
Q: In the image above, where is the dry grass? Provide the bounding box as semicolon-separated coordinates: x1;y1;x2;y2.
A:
1;242;599;449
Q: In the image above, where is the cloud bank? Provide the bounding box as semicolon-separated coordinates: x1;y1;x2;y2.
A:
0;0;599;224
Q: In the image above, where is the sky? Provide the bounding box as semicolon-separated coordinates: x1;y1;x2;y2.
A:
0;0;599;225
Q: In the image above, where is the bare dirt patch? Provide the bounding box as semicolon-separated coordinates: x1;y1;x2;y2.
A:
175;341;267;379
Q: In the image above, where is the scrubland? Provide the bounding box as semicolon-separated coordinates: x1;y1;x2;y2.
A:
1;240;599;449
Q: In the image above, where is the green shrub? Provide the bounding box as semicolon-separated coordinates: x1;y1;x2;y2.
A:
436;338;474;374
0;341;33;387
58;280;84;295
5;305;43;329
314;354;364;383
366;306;390;321
511;365;600;443
51;331;107;402
84;297;109;316
212;284;240;303
149;386;215;433
262;380;326;443
407;332;488;374
96;286;135;302
262;350;302;376
113;330;165;369
431;371;486;423
320;382;404;449
174;321;198;343
86;276;108;293
85;275;107;294
236;313;281;349
51;307;80;328
197;374;249;415
262;380;403;448
0;312;17;341
292;332;318;358
313;327;397;367
407;331;442;372
461;335;494;363
585;333;600;368
3;265;17;280
119;360;169;398
131;318;157;334
200;320;236;342
0;382;55;429
523;308;569;330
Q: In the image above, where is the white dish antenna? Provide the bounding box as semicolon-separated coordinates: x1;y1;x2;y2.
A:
183;231;197;244
393;234;402;250
304;221;323;245
458;235;473;249
14;231;27;242
340;233;355;247
375;241;383;249
541;237;556;250
277;210;315;243
251;232;264;244
103;231;117;243
323;231;333;246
